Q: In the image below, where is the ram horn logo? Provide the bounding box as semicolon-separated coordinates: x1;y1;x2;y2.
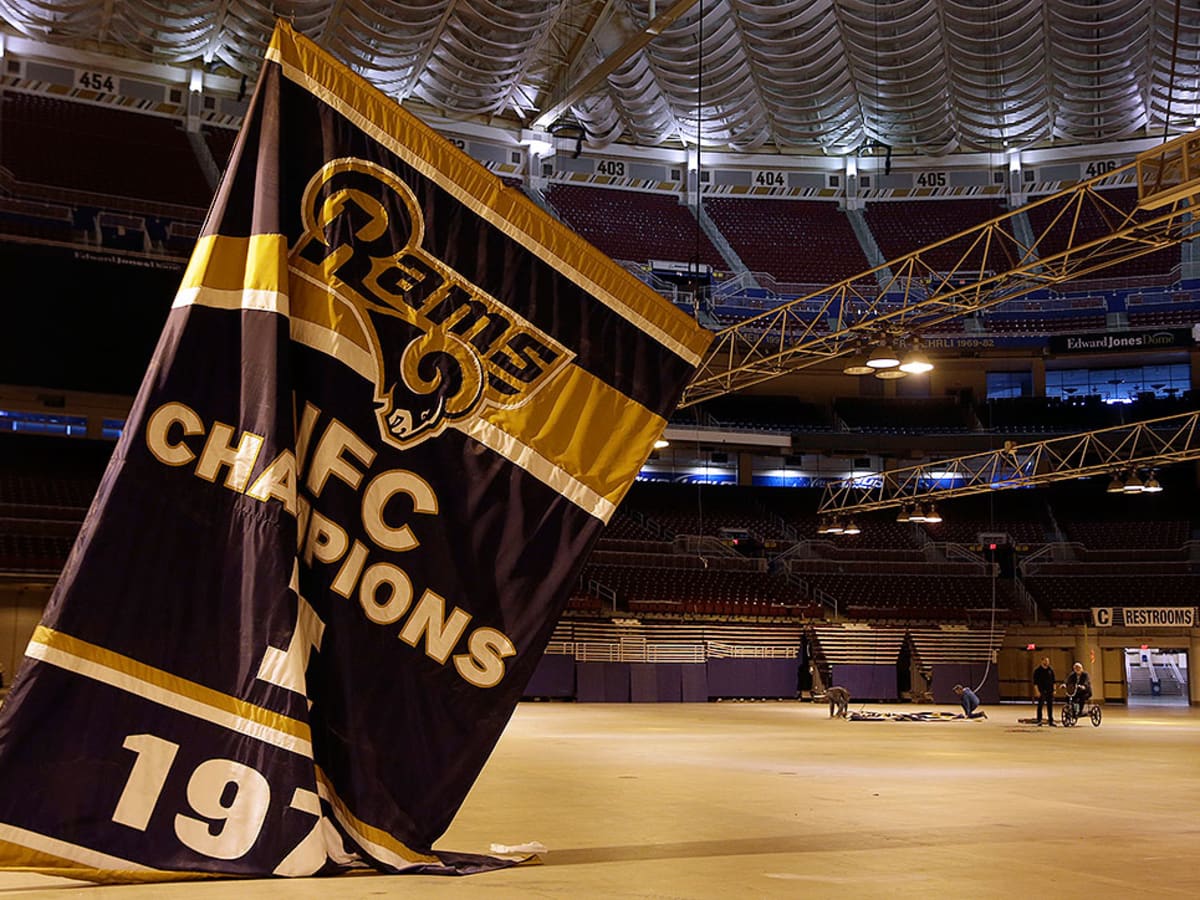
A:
384;328;484;443
289;157;572;450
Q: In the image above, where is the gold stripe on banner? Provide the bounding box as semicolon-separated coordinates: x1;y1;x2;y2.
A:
314;768;439;867
0;827;220;884
477;365;664;507
26;627;313;757
173;234;291;314
264;21;712;368
179;234;290;295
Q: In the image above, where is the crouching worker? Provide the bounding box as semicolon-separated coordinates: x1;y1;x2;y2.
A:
826;686;850;718
954;684;987;719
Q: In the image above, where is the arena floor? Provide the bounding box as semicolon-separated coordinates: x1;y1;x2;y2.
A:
3;701;1198;899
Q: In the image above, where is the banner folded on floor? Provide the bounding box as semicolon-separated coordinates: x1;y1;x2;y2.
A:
0;20;711;882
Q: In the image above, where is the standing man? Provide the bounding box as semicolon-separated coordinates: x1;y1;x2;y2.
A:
1033;656;1057;726
954;684;987;719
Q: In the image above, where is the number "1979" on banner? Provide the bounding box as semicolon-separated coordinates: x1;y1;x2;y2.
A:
112;733;323;869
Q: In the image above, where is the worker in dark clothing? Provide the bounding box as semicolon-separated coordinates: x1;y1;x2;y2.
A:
1033;657;1056;726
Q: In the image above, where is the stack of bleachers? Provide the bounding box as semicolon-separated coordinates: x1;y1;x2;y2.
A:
702;198;869;284
544;184;725;268
1024;187;1179;280
864;199;1009;271
0;93;211;207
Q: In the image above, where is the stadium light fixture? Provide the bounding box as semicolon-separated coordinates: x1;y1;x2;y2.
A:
896;505;912;523
843;359;875;376
923;504;943;524
866;345;900;369
842;519;861;535
899;349;934;374
826;518;845;535
1143;473;1163;493
1106;473;1125;493
909;504;928;523
874;368;908;380
1122;471;1144;493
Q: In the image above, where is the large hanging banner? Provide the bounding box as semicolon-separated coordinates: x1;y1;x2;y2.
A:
0;21;711;881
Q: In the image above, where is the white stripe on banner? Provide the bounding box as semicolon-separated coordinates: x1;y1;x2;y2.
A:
173;285;290;315
462;418;617;522
25;642;313;758
0;822;155;873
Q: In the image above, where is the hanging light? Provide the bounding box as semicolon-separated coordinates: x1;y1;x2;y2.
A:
1143;474;1163;493
896;505;912;523
842;519;861;535
816;519;831;535
843;359;875;376
874;367;908;380
653;438;670;449
899;349;934;374
1122;471;1144;493
1106;473;1125;494
826;518;845;535
923;503;943;524
909;504;928;523
866;345;901;369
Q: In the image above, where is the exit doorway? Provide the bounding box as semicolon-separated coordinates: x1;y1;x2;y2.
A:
1123;648;1189;706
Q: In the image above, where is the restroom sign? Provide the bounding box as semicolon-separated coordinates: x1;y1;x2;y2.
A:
1093;607;1195;627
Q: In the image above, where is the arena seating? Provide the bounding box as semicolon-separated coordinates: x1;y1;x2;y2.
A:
800;572;1019;623
578;562;808;618
702;197;869;284
1023;187;1179;280
0;94;211;207
1024;574;1200;622
543;183;725;268
834;397;974;433
864;199;1010;272
681;396;833;432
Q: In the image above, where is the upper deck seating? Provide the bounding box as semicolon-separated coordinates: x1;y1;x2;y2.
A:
544;184;725;268
702;197;869;284
1;93;210;207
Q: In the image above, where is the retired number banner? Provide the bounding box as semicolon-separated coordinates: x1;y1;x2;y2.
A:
0;21;711;882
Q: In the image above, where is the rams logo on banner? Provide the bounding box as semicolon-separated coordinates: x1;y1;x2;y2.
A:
290;158;572;450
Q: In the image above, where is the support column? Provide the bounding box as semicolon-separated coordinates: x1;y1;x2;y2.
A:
1191;632;1200;705
738;451;754;487
1075;630;1103;704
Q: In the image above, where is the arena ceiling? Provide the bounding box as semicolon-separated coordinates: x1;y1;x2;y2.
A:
0;0;1198;157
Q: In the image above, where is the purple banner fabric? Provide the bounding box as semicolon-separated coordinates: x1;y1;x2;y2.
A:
0;21;708;883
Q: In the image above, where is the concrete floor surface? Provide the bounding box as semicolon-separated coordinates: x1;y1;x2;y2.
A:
2;702;1197;899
